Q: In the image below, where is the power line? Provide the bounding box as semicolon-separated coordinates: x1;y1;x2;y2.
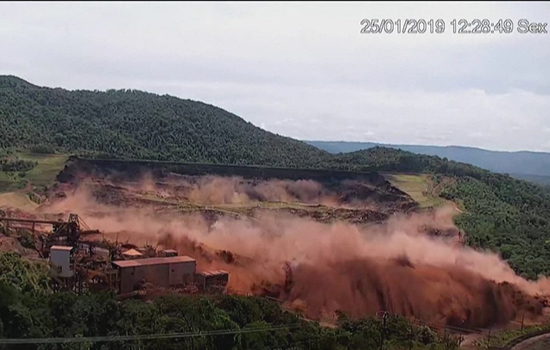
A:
0;324;301;345
245;332;345;350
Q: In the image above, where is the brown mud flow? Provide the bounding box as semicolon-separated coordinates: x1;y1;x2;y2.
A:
29;160;550;328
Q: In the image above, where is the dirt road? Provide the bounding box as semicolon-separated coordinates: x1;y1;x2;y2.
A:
511;333;550;350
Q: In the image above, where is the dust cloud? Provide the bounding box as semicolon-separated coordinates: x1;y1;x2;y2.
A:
68;173;404;210
104;174;335;205
40;177;550;328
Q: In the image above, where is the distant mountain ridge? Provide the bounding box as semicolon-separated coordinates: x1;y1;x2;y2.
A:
306;141;550;184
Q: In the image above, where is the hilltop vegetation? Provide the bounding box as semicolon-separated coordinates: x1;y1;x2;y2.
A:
0;149;38;191
328;147;490;177
307;140;550;184
0;149;67;194
0;76;327;167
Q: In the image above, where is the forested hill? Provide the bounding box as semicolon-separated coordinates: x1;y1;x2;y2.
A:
0;76;328;167
307;140;550;185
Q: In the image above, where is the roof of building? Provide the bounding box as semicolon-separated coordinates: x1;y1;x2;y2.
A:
198;270;230;277
112;256;196;268
50;245;73;251
122;248;143;257
162;249;178;253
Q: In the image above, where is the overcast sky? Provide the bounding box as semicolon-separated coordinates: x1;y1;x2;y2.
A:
1;2;549;152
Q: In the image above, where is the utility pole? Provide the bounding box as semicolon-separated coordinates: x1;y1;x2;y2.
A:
378;311;389;350
521;311;525;331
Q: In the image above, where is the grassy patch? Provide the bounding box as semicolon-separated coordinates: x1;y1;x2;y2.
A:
0;171;25;192
0;151;68;193
16;151;68;187
382;173;447;208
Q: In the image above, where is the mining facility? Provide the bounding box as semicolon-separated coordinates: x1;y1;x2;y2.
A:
0;213;229;296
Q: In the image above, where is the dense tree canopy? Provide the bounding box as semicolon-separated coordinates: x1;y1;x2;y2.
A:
0;76;329;167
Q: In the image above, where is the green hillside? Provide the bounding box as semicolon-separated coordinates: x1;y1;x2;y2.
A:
0;76;328;167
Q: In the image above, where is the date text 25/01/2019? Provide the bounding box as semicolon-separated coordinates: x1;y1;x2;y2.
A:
360;19;548;34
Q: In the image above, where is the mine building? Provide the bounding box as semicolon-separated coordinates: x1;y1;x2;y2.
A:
50;245;74;278
112;256;197;294
0;212;229;295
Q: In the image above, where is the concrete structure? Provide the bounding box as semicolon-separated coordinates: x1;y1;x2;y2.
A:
50;245;74;278
112;256;196;294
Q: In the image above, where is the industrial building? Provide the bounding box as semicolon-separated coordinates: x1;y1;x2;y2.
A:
50;245;74;278
0;213;230;295
113;256;197;294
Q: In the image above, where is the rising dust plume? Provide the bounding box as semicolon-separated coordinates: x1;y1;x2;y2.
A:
42;176;550;328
